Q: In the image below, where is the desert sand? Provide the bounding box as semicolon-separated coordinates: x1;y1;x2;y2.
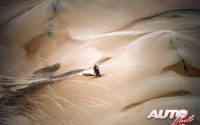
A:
0;0;200;125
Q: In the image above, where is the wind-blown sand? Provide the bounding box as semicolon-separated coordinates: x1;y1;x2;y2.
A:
0;0;200;125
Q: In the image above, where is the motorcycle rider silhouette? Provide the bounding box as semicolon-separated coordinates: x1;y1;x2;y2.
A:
94;64;101;77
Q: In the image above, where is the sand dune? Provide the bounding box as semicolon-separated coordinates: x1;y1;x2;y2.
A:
0;0;200;125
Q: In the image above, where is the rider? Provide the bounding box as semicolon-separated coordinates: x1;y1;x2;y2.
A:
94;64;101;77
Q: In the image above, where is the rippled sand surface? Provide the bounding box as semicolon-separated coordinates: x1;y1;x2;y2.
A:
0;0;200;125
